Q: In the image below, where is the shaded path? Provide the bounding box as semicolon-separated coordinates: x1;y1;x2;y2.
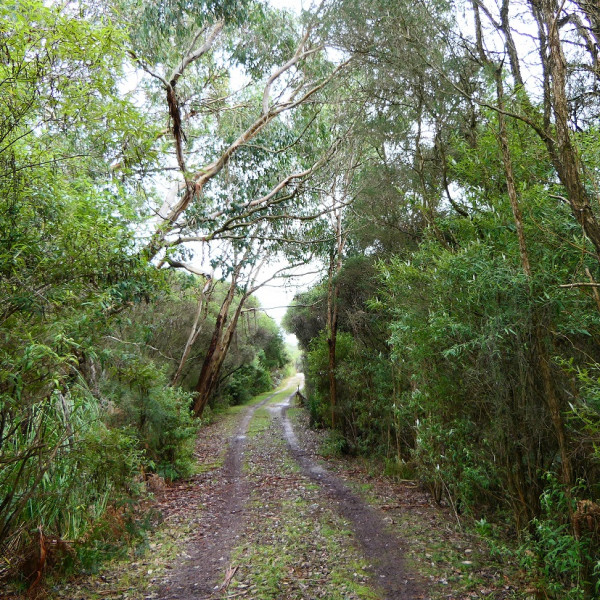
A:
278;392;422;600
158;381;299;600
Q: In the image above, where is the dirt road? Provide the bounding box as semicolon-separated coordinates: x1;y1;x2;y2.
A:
158;376;420;599
46;377;515;600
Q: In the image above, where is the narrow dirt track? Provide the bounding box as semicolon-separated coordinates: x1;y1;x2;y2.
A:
19;377;518;600
157;386;289;600
157;377;421;600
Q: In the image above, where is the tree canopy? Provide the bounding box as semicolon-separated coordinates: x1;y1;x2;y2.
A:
3;0;600;596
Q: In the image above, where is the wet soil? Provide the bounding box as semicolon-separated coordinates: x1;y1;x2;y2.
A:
160;379;421;599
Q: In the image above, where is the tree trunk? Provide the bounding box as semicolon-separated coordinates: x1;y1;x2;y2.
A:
326;208;344;428
535;333;573;486
192;267;243;417
532;0;600;264
171;276;212;387
495;71;532;278
496;68;572;487
193;297;246;417
326;252;339;428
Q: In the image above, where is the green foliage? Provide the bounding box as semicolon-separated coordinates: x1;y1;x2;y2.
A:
304;329;397;456
519;476;598;600
285;26;600;595
105;357;198;480
228;3;297;79
221;358;273;406
0;0;186;578
283;286;328;352
4;0;600;595
125;0;251;64
0;383;146;572
306;330;351;427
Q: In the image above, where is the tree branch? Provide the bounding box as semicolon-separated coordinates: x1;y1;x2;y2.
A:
168;21;225;85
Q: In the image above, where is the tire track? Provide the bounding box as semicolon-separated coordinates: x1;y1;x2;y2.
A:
158;382;297;600
279;392;422;600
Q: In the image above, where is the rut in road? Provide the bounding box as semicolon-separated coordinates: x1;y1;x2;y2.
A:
158;377;421;600
157;384;293;600
277;391;422;600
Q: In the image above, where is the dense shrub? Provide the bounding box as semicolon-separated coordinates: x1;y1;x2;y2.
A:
221;359;273;406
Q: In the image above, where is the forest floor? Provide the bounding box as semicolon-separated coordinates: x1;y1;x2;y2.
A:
22;376;534;600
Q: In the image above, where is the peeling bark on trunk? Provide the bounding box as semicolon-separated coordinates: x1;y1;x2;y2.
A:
530;0;600;264
500;0;525;88
193;298;245;417
535;334;573;486
171;277;213;387
192;268;243;417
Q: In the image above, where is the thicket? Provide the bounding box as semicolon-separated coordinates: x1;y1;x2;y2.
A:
0;0;291;584
4;0;600;596
287;126;600;598
285;1;600;596
1;254;286;582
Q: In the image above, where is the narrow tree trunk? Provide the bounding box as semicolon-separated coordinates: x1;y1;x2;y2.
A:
535;0;600;264
500;0;525;88
326;252;339;428
171;277;212;387
495;72;532;278
193;297;246;417
535;334;573;486
496;69;572;486
192;268;241;417
326;208;344;428
191;246;268;417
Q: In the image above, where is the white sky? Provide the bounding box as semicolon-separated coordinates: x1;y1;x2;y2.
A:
270;0;305;13
254;258;323;328
255;0;321;334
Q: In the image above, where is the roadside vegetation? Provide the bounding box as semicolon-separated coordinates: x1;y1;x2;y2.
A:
284;3;600;598
3;0;600;596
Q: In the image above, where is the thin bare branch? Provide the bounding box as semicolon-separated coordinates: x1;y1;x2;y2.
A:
169;21;225;85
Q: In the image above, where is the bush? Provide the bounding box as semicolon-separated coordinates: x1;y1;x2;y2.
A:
141;385;198;480
105;356;198;480
519;476;598;599
220;359;273;406
0;385;146;581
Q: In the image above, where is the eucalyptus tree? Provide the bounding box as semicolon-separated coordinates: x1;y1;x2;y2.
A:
190;228;314;416
0;0;351;580
116;0;348;262
110;0;350;413
432;0;600;517
306;1;600;595
330;2;467;186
